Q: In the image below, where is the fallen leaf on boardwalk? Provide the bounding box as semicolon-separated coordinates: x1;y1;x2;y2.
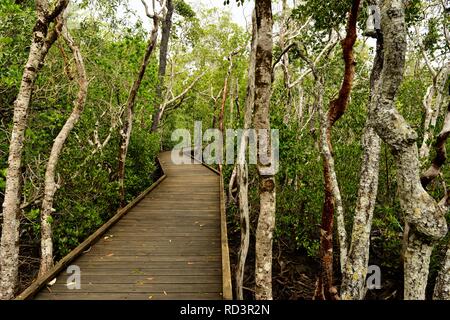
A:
199;224;205;227
187;262;194;265
48;278;57;286
195;221;199;224
163;291;167;296
147;277;154;281
106;253;114;257
148;296;153;300
132;269;144;275
169;239;172;243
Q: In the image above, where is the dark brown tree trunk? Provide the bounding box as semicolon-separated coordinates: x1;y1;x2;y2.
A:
315;0;361;300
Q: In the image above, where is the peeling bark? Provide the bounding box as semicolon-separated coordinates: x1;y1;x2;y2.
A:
254;0;275;300
235;10;256;300
0;0;69;300
315;0;361;300
39;22;88;277
371;0;447;300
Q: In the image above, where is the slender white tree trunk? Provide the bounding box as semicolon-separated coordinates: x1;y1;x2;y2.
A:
419;65;449;159
0;0;69;300
419;85;436;159
39;22;88;277
235;10;256;300
341;27;383;300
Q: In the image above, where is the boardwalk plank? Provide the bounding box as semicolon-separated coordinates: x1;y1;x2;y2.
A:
33;151;224;300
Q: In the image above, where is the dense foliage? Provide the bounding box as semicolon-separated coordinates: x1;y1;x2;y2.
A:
0;0;448;299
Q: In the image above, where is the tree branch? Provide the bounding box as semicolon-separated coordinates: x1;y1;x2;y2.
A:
165;72;205;106
421;102;450;187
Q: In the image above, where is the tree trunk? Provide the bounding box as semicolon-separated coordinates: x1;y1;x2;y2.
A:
118;16;159;207
426;103;450;300
419;65;449;159
0;0;69;300
253;0;275;300
434;245;450;300
315;0;360;300
39;22;88;277
371;0;447;300
340;28;383;300
219;60;232;134
280;0;290;88
235;10;257;300
151;0;173;132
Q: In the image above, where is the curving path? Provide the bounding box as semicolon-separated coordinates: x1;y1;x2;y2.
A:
34;151;224;300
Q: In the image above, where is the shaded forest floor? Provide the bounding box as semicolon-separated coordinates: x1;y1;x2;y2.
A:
227;227;317;300
227;222;405;300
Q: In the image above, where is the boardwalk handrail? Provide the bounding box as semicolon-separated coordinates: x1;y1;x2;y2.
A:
181;147;233;300
15;158;167;300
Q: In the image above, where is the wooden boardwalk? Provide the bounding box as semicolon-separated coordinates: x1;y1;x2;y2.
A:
27;151;230;300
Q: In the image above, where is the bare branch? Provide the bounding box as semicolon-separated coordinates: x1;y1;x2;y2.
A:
165;72;205;106
141;0;155;18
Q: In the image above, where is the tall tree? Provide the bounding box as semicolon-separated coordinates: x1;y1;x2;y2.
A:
151;0;173;132
0;0;69;300
118;0;166;206
371;0;447;300
39;20;88;277
253;0;276;300
315;0;361;300
235;10;257;300
341;1;383;299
